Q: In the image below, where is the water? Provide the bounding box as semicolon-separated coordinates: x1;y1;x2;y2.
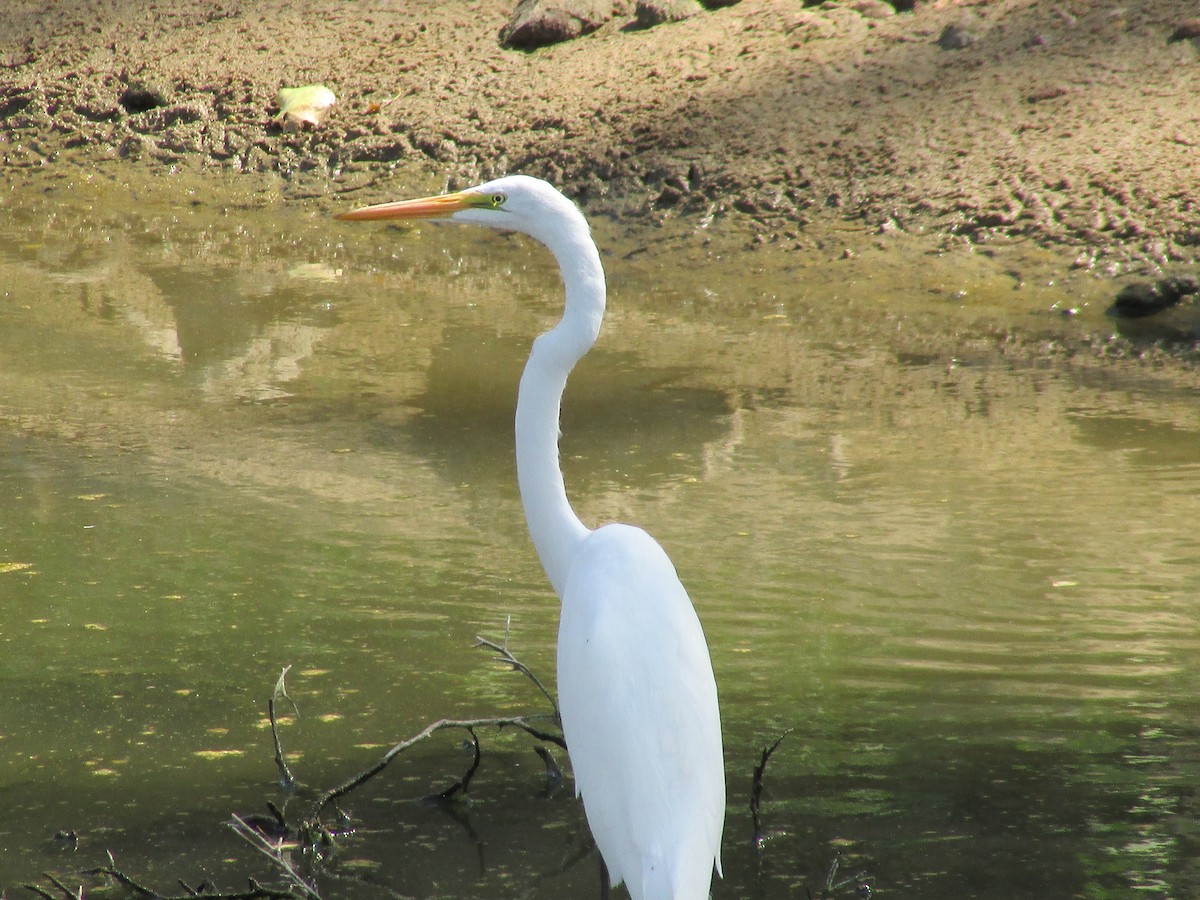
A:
1;170;1198;898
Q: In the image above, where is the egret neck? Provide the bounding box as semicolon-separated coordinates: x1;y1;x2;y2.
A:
514;222;606;598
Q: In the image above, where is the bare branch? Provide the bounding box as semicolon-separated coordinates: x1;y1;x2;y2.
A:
89;860;162;898
534;744;566;796
305;713;562;826
34;872;77;900
70;860;305;900
751;728;793;849
269;666;298;791
228;816;320;900
432;726;481;801
474;633;560;719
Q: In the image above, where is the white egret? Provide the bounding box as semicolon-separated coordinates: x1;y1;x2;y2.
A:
336;175;725;900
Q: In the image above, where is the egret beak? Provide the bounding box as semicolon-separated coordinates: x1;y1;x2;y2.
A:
335;190;475;222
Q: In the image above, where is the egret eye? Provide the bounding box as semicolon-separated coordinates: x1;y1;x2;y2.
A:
490;192;506;207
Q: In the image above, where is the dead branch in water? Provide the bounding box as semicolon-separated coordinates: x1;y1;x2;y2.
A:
24;854;307;900
750;728;792;849
474;614;560;718
298;627;565;836
268;666;299;792
303;711;561;830
21;630;581;900
807;854;875;899
228;815;320;900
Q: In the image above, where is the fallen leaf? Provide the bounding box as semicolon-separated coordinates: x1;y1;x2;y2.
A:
193;749;246;760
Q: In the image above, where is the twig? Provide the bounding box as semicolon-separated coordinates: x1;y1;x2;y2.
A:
433;726;481;801
228;816;320;900
751;729;793;849
34;872;77;900
92;855;161;897
74;859;304;900
269;666;298;791
806;853;875;899
237;801;290;841
534;743;565;794
475;618;560;718
305;713;561;825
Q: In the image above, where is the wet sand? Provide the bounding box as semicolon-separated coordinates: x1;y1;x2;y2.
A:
3;0;1199;280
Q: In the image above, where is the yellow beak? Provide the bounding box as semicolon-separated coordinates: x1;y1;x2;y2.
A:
334;190;474;222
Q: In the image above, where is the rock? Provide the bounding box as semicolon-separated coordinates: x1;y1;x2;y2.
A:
937;21;976;50
635;0;702;28
1026;84;1068;104
1110;276;1200;319
1167;18;1200;43
850;0;895;20
501;0;614;49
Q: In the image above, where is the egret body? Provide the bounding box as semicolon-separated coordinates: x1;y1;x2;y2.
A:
337;175;725;900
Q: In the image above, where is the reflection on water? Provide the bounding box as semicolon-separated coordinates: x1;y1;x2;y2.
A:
1;173;1198;898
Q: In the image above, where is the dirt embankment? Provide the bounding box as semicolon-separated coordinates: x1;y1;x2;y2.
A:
2;0;1199;272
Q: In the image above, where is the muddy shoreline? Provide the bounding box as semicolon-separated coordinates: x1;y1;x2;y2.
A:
3;0;1199;279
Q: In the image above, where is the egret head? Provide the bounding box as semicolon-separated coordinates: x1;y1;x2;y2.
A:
335;174;586;247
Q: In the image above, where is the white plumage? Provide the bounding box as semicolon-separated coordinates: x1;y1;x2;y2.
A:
337;175;725;899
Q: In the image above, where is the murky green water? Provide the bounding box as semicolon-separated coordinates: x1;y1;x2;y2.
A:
1;171;1198;898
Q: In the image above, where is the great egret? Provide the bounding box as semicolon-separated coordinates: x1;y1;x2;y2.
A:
336;175;725;900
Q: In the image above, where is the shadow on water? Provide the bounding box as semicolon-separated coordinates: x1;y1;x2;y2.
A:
1;171;1199;897
402;321;733;490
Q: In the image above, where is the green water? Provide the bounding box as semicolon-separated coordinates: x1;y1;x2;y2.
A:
1;171;1198;898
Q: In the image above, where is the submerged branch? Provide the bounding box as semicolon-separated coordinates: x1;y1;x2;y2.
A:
299;625;565;831
305;712;561;826
40;859;308;900
433;726;481;801
807;854;875;899
269;666;299;792
229;815;321;900
750;728;792;849
20;883;61;900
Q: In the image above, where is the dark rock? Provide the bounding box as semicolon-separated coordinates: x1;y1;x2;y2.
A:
1110;276;1200;319
1167;18;1200;43
501;0;614;49
635;0;702;28
937;22;976;50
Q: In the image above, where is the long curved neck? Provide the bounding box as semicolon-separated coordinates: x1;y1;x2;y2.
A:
515;227;606;598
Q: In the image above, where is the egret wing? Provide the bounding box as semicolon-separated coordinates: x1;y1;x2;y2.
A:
558;523;724;900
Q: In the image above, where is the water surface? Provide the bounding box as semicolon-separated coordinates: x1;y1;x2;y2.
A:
1;172;1198;898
